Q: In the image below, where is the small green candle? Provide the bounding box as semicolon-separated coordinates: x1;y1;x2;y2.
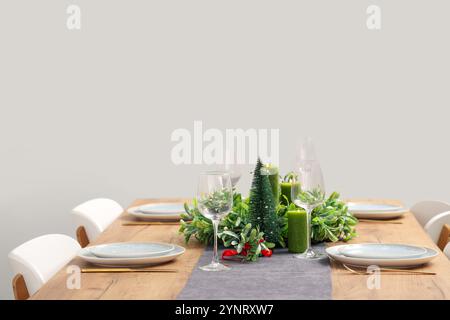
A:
281;172;299;205
288;210;308;253
280;182;300;205
261;164;279;204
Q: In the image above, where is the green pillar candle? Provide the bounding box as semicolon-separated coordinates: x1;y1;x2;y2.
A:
280;182;291;205
280;182;300;205
288;210;308;253
280;182;298;205
261;165;279;204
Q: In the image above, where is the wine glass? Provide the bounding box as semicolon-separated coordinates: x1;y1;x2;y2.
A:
291;160;326;259
224;163;242;187
197;171;233;271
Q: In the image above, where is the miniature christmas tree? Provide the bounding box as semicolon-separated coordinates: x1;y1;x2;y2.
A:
248;158;281;244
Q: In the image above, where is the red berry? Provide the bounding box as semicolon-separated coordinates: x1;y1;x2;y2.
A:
261;249;272;257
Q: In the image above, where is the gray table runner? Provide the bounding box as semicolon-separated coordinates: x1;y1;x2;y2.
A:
177;244;331;300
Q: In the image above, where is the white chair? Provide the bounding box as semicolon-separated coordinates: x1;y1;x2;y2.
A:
8;234;81;300
444;243;450;259
410;200;450;227
71;198;123;247
424;211;450;250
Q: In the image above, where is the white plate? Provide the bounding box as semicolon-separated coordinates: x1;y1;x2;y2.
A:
351;211;407;220
127;203;185;221
339;243;427;259
347;203;408;220
347;203;405;213
326;244;438;268
78;244;185;267
90;242;175;259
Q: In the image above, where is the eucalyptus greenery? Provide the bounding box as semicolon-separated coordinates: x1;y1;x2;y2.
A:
283;172;298;182
286;192;358;242
179;190;357;261
180;193;275;261
198;188;232;213
180;193;249;246
295;188;326;207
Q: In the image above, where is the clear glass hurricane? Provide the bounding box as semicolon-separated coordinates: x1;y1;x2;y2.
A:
291;160;326;260
224;163;242;187
197;171;233;271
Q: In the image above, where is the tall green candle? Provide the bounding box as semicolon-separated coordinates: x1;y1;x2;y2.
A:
261;165;279;204
288;210;308;253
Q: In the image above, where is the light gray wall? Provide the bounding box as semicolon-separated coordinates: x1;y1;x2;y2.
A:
1;1;449;299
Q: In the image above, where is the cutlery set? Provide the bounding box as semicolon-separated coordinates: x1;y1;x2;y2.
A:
341;264;436;276
358;219;403;224
122;221;182;226
81;267;178;273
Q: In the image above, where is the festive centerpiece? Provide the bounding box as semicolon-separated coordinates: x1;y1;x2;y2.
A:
179;159;358;262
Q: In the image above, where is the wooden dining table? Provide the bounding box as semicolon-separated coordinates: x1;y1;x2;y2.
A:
31;198;450;300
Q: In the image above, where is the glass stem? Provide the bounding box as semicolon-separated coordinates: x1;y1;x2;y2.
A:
305;206;313;252
212;219;220;265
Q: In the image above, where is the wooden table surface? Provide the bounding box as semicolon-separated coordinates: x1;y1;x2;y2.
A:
31;199;450;300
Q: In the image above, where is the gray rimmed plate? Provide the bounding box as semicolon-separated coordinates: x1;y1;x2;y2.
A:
339;243;427;259
127;203;185;221
79;244;185;267
347;202;408;220
326;244;438;267
90;242;175;259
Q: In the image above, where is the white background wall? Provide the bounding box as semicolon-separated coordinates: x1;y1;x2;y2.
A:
1;0;449;299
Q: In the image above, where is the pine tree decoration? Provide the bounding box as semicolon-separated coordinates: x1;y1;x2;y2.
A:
249;158;281;244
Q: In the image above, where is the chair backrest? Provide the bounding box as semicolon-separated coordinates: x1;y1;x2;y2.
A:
410;200;450;227
424;211;450;245
71;198;123;245
444;243;450;259
8;234;81;297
